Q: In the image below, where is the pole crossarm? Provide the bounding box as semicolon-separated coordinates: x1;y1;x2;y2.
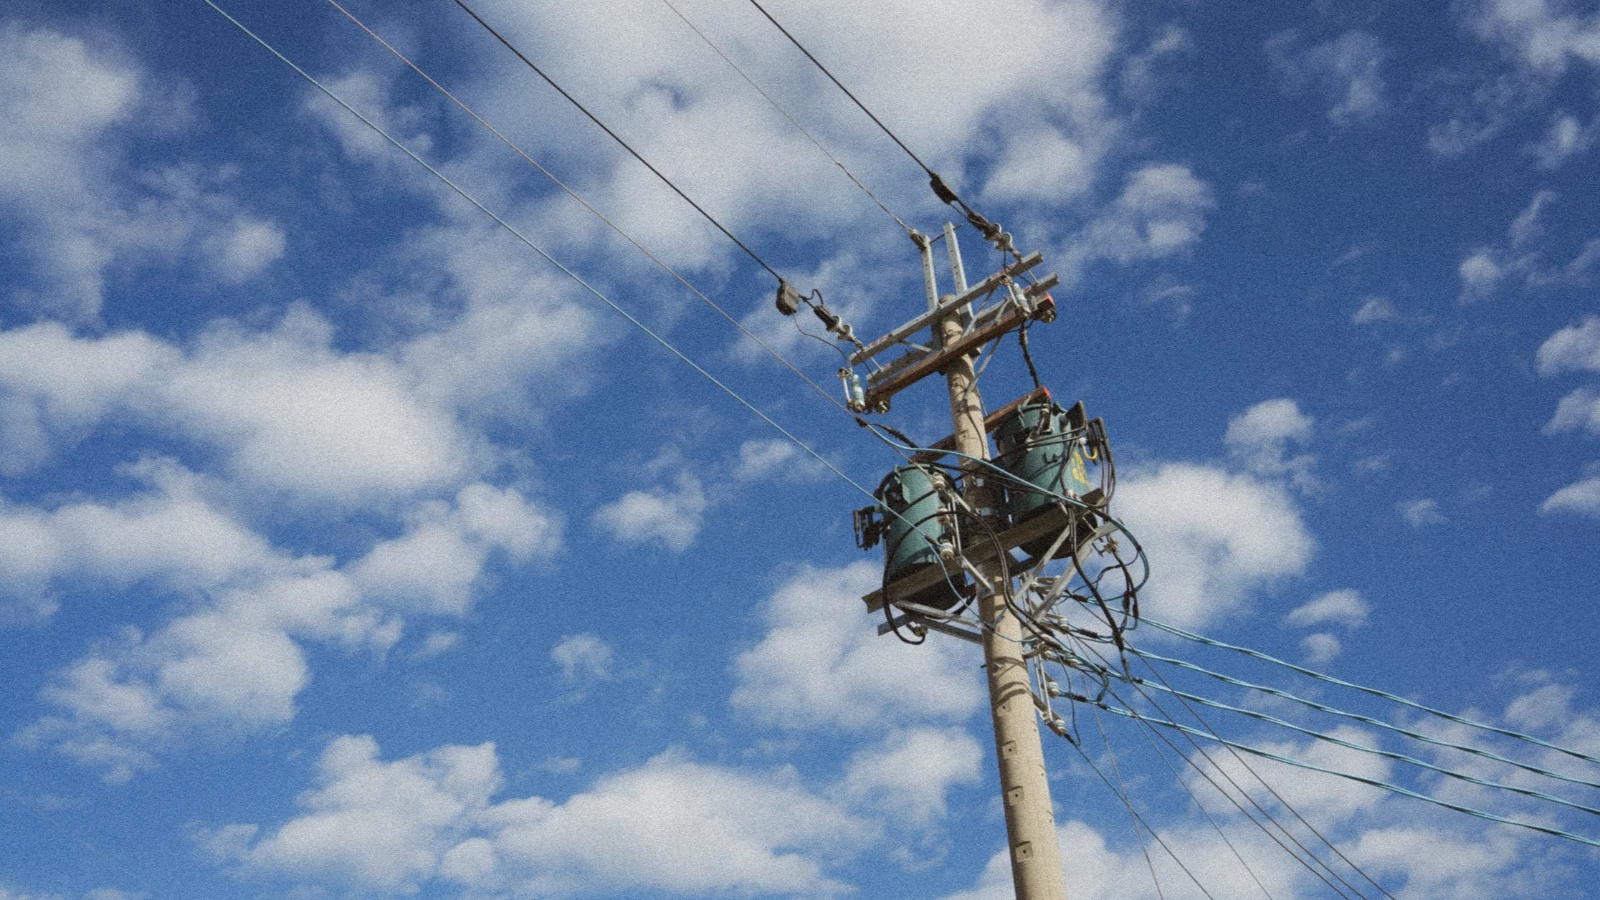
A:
849;251;1044;367
862;295;1054;410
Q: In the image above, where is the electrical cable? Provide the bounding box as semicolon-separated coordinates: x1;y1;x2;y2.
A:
451;0;786;284
744;0;934;176
1125;650;1394;900
1090;705;1170;900
1068;717;1217;900
658;0;914;237
200;0;896;524
1114;700;1281;900
1136;648;1600;794
1102;704;1600;852
321;0;857;419
1123;674;1600;820
1099;681;1359;900
1145;619;1600;769
1068;640;1382;890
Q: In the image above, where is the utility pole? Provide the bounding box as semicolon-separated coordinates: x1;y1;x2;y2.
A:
937;249;1069;900
819;217;1067;899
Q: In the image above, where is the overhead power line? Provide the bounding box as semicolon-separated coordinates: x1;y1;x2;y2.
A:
1146;619;1600;768
1104;704;1600;852
1136;647;1600;794
201;0;879;508
744;0;933;176
450;0;785;284
659;0;914;237
321;0;853;419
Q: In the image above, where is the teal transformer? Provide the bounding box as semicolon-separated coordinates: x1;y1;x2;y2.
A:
864;464;967;609
993;400;1096;559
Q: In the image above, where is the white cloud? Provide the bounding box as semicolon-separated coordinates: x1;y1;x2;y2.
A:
1540;475;1600;516
488;751;868;896
730;563;983;730
19;479;552;779
1462;0;1600;76
1352;296;1397;325
1302;632;1343;665
983;128;1097;204
229;735;500;891
550;633;614;682
1399;498;1447;527
1529;112;1598;168
1085;164;1213;260
165;305;469;504
0;323;176;475
1536;316;1600;375
0;28;285;318
1508;189;1556;249
1267;30;1386;125
1458;248;1505;303
1286;589;1370;629
1114;463;1313;630
739;435;812;480
1225;398;1315;487
215;737;868;897
590;473;707;551
840;727;982;825
1544;386;1600;435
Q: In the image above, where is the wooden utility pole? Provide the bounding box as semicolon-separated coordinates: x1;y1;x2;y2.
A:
938;282;1069;900
845;221;1067;900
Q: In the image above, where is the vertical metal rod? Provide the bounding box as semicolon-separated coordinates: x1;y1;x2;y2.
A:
940;234;1069;900
945;220;969;294
918;230;940;312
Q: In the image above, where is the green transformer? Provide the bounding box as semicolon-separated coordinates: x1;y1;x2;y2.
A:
994;400;1095;557
870;464;965;609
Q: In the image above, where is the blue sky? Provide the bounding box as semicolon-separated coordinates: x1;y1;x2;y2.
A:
3;0;1600;898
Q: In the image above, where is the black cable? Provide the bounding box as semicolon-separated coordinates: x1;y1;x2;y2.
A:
1019;322;1044;392
744;0;934;177
451;0;785;283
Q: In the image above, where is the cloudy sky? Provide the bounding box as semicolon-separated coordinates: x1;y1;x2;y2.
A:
3;0;1600;897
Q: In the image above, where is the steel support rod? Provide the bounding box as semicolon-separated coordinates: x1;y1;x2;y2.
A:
940;309;1069;900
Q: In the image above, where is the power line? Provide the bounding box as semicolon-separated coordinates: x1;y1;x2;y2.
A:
1104;704;1600;852
659;0;914;237
1136;647;1600;794
1146;619;1600;768
744;0;933;176
321;0;854;418
200;0;881;509
450;0;785;284
1126;674;1600;821
1127;651;1395;900
1080;648;1380;900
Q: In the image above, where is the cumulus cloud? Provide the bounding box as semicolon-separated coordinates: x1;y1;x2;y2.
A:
1114;463;1313;629
0;323;176;475
733;438;826;482
1536;316;1600;376
731;563;983;730
550;633;614;682
1540;475;1600;516
1267;30;1386;125
1399;498;1447;527
18;480;553;780
1068;164;1215;270
1529;112;1598;168
590;473;707;551
1352;296;1397;325
1544;386;1600;435
0;27;284;318
1286;589;1369;629
1225;398;1315;487
1461;0;1600;76
840;727;982;826
212;737;868;896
